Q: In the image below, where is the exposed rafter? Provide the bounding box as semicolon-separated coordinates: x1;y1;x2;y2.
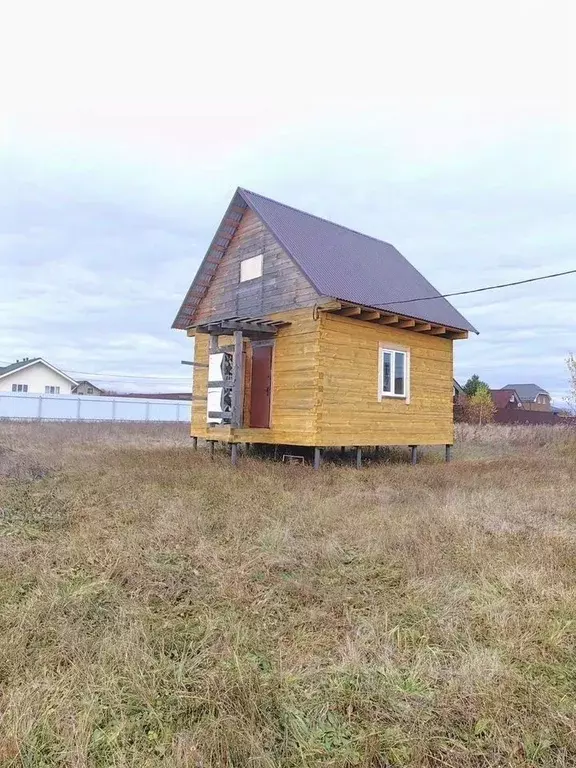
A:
318;302;467;338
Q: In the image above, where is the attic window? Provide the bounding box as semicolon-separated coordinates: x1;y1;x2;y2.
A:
240;253;263;282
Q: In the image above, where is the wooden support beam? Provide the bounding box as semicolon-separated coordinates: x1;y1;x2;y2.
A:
410;445;418;465
209;440;215;459
230;331;244;428
397;319;416;329
356;446;362;469
192;436;198;450
209;335;220;354
446;330;469;340
208;411;232;421
231;443;238;467
428;326;447;336
378;315;399;325
445;444;452;463
316;298;342;311
414;322;432;332
314;447;322;470
339;306;362;317
219;320;277;334
359;310;381;322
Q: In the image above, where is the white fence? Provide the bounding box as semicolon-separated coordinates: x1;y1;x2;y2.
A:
0;392;192;423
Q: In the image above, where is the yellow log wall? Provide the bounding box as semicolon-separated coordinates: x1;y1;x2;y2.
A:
190;310;455;447
316;313;454;446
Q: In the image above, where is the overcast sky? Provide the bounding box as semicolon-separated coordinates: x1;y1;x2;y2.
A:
1;2;574;398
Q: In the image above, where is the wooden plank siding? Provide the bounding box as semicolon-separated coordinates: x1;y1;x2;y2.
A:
316;313;454;446
194;208;319;323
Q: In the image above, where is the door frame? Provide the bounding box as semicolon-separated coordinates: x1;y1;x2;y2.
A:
249;339;275;429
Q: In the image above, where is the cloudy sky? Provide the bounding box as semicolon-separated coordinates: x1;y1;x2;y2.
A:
1;2;574;398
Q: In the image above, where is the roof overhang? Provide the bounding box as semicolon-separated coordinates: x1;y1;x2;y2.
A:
317;299;468;339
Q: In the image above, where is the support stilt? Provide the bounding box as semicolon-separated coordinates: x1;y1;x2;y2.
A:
356;446;362;469
314;447;322;470
273;445;279;461
410;445;418;465
445;444;452;463
340;446;346;456
231;443;238;467
209;440;215;459
374;445;380;458
245;442;250;453
192;436;198;450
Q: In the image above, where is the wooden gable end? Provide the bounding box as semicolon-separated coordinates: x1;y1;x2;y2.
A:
193;208;319;324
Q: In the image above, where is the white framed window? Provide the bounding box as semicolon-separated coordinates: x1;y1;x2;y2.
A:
240;253;263;282
379;346;409;400
45;386;60;394
87;387;93;394
12;383;28;392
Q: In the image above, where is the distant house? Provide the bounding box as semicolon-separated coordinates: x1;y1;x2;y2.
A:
491;388;524;410
502;383;552;412
0;357;77;395
73;380;104;396
453;379;465;402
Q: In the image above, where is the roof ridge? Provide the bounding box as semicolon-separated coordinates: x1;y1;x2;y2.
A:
238;187;395;249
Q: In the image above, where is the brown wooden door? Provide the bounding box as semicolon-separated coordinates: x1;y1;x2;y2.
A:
249;344;273;428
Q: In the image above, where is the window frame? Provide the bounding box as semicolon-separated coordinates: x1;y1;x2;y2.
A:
44;386;60;395
239;253;263;283
378;343;410;402
12;383;28;393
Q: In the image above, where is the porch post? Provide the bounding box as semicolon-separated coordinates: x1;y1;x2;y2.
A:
231;330;244;428
410;445;418;465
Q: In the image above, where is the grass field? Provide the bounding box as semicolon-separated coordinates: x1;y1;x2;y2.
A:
1;422;576;767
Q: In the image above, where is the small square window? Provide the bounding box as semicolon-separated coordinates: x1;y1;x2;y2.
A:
12;383;17;392
87;387;93;394
240;253;263;282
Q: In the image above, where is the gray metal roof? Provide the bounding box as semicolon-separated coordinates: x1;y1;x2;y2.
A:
502;384;550;401
239;189;476;333
0;357;41;376
173;187;477;332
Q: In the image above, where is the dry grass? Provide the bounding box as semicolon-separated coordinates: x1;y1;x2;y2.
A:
1;422;576;767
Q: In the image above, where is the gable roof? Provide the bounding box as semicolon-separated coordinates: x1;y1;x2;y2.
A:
491;388;523;409
502;384;550;401
0;358;77;385
72;380;103;391
172;188;477;333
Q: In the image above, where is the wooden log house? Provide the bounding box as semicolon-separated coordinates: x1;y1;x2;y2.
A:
172;188;477;466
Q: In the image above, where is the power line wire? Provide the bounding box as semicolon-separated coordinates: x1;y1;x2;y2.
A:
0;361;190;381
381;268;576;307
3;267;574;375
